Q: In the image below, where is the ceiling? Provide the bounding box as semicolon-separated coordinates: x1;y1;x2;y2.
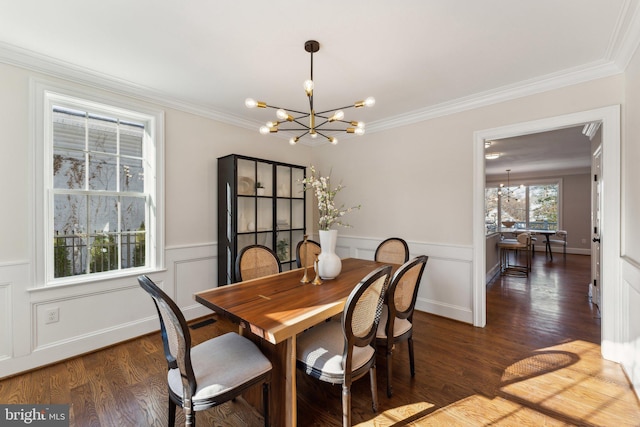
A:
484;126;595;179
0;1;637;160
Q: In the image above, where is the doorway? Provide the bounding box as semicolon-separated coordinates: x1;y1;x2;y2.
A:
472;106;621;360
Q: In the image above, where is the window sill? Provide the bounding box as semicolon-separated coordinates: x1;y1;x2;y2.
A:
28;266;167;293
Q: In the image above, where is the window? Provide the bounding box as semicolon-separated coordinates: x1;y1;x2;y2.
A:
485;180;560;233
34;82;164;286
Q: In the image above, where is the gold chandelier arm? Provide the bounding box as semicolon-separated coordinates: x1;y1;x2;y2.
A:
315;130;338;144
264;104;308;116
315;105;357;115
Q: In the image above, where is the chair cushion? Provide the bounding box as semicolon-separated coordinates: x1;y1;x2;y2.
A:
498;241;527;249
167;332;272;402
375;308;412;339
296;320;375;384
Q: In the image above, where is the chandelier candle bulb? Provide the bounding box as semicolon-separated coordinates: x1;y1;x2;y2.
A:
328;110;344;122
245;98;266;108
304;80;314;96
276;109;294;121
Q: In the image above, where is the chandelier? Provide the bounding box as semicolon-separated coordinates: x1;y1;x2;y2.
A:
498;169;524;202
244;40;375;145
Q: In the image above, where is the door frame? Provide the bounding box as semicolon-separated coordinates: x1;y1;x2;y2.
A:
472;105;621;361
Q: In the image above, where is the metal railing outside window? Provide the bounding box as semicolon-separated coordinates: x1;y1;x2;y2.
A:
54;230;146;278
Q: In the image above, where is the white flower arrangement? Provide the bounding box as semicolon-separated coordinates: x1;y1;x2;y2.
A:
301;166;361;231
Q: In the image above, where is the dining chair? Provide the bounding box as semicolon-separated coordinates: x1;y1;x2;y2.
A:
497;232;532;277
235;244;281;282
375;255;429;397
295;239;321;268
374;237;409;265
137;275;272;427
296;265;393;427
546;230;567;258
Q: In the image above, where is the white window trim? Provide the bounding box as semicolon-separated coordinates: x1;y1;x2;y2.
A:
30;78;165;288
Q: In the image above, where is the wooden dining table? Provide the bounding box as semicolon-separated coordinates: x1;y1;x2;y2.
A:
194;257;394;427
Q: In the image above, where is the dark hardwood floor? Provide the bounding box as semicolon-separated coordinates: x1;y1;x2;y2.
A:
1;254;639;426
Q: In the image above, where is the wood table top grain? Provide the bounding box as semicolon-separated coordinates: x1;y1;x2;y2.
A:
195;258;391;344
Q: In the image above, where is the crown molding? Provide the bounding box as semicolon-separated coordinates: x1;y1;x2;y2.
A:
0;41;257;130
367;59;623;134
611;0;640;70
0;27;633;140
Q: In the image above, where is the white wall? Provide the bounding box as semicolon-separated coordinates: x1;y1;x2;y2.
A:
621;31;640;398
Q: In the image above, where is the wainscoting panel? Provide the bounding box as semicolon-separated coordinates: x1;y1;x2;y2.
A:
0;244;217;379
622;258;640;398
174;249;218;319
0;282;11;361
32;283;155;350
338;235;474;324
417;256;473;323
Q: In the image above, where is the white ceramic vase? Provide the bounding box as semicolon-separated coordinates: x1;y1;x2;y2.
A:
317;229;342;279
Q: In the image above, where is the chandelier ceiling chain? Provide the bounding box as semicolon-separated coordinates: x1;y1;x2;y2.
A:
245;40;375;145
498;169;524;202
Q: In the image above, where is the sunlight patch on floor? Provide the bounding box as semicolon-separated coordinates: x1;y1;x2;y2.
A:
357;340;640;426
355;395;563;426
500;340;639;426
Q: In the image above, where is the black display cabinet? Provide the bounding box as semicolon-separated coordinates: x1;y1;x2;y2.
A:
217;154;307;285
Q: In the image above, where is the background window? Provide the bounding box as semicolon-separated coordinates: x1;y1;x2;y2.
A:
485;181;560;233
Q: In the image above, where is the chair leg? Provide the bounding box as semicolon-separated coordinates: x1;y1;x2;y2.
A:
183;398;194;427
168;397;176;427
262;381;270;427
184;410;195;427
386;346;394;398
369;366;379;412
342;384;351;427
408;337;416;377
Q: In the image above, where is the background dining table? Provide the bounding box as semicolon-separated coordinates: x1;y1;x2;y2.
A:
194;257;397;427
499;228;558;259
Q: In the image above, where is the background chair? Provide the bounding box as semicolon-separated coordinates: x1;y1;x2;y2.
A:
546;230;567;259
296;265;392;427
497;232;532;277
529;232;538;256
235;244;281;282
138;275;272;427
295;239;321;268
376;255;429;397
374;237;409;265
